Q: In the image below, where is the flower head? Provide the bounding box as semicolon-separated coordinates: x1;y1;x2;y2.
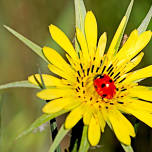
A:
28;11;152;146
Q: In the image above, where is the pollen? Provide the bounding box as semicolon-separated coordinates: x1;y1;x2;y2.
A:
93;74;116;99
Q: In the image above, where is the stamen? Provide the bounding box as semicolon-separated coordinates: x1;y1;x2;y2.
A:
96;67;100;72
87;68;90;75
108;67;114;75
118;101;124;104
101;66;106;74
114;72;120;79
82;82;84;87
114;76;120;81
77;71;81;77
76;88;79;92
121;88;127;91
91;65;95;73
107;64;113;72
77;77;80;83
110;72;114;77
119;77;126;83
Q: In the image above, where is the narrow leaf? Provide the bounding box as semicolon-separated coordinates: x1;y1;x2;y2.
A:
16;109;68;140
137;5;152;34
74;0;86;34
78;125;90;152
4;25;48;63
74;0;86;52
48;125;70;152
71;139;79;152
121;144;134;152
114;0;134;53
0;80;39;90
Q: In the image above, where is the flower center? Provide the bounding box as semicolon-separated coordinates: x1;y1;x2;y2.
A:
93;74;116;99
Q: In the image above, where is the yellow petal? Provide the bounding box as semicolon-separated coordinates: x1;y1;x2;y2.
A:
65;104;84;129
28;74;64;87
83;105;93;125
129;86;152;101
108;109;133;145
95;32;107;63
48;64;76;83
116;30;151;67
124;52;144;73
76;28;90;62
85;11;97;59
127;108;152;128
115;30;138;63
88;115;101;146
49;24;78;61
37;88;74;100
134;31;151;54
42;97;73;113
97;110;106;132
107;16;126;59
125;65;152;83
123;98;152;113
43;47;75;74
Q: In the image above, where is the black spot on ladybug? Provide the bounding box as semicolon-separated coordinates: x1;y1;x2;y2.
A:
102;94;107;97
101;84;105;88
109;79;113;83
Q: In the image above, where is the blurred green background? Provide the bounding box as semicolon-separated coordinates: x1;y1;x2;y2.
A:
0;0;152;152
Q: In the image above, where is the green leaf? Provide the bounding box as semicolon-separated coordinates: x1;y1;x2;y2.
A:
4;25;49;63
114;0;134;53
74;0;86;52
16;109;68;140
121;144;134;152
0;80;39;90
74;0;86;34
137;5;152;34
48;125;70;152
78;125;90;152
71;139;79;152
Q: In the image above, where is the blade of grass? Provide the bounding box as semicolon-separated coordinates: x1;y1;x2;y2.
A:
0;80;39;90
121;144;134;152
74;0;86;34
78;125;90;152
37;71;61;152
137;5;152;33
48;125;70;152
114;0;134;53
74;0;86;52
16;109;68;140
4;25;48;63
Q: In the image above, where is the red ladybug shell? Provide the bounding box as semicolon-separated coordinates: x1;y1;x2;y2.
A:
93;74;116;99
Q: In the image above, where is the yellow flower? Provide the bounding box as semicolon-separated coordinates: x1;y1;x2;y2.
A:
28;11;152;146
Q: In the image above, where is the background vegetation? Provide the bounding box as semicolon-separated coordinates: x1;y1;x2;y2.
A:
0;0;152;151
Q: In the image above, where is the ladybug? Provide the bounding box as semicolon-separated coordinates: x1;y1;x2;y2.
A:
93;74;116;99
